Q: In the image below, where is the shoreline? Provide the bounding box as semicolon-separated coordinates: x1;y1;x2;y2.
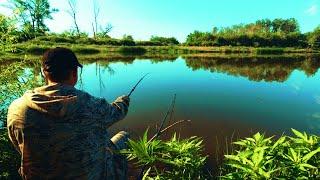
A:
1;43;319;58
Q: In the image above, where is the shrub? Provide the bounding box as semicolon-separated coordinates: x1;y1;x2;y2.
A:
26;46;50;55
121;131;209;179
0;129;20;179
150;36;180;45
75;37;97;45
221;129;320;179
35;35;74;43
72;47;100;55
135;41;163;46
118;46;146;55
0;60;43;179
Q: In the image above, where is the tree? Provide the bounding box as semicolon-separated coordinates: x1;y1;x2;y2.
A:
67;0;80;37
271;18;299;33
308;26;320;48
92;0;100;39
95;23;113;39
120;34;135;46
280;18;299;33
150;36;179;45
0;14;18;51
7;0;58;34
255;19;272;32
271;18;283;33
186;31;215;46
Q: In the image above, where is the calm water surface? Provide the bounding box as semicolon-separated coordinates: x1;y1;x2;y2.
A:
77;57;320;138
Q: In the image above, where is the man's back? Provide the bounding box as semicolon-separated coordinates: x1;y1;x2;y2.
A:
7;83;129;179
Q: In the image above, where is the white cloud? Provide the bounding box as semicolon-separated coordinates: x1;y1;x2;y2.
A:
305;5;318;15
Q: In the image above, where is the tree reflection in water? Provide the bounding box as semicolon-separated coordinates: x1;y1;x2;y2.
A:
183;54;320;82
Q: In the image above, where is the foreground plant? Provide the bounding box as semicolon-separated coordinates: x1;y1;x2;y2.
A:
221;129;320;179
121;131;209;179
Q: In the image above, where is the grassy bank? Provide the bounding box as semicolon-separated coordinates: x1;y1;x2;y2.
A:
1;40;319;62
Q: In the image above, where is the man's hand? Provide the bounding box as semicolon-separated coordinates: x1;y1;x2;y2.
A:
116;95;130;106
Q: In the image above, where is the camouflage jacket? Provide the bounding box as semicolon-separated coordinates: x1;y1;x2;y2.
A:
7;83;129;180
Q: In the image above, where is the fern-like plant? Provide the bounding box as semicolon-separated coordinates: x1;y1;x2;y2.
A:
221;129;320;179
121;131;209;179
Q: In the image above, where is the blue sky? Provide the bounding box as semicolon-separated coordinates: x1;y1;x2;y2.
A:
0;0;319;42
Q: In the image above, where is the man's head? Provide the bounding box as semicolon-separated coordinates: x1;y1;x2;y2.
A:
42;47;82;86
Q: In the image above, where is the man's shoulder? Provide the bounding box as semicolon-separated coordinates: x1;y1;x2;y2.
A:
7;96;27;127
8;96;26;112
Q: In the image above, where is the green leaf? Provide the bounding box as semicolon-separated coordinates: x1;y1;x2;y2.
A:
253;132;262;142
302;147;320;162
271;136;286;151
225;155;240;161
233;140;247;146
289;148;298;162
299;163;317;169
291;128;306;140
142;167;152;180
227;163;255;174
258;168;270;179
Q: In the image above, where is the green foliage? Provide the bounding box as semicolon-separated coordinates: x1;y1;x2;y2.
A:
185;18;309;48
221;129;320;179
25;45;50;55
150;36;180;46
0;129;20;179
0;14;19;51
120;35;136;46
308;26;320;49
96;24;113;39
0;59;43;126
7;0;58;33
118;46;147;55
72;47;100;55
121;131;209;179
0;59;43;179
135;41;163;46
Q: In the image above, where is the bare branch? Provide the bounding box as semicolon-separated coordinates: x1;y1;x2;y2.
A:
67;0;80;36
149;120;191;142
92;0;100;38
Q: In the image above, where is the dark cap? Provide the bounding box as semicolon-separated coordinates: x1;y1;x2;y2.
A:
42;47;82;72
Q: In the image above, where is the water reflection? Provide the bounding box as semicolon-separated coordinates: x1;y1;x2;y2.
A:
183;55;320;82
78;54;320;83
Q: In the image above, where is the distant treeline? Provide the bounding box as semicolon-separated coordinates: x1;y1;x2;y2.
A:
186;18;320;48
3;17;319;49
30;34;180;46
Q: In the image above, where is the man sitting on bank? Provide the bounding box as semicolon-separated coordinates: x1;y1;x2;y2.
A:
7;47;130;179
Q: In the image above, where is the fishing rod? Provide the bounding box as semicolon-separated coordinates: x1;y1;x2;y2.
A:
127;73;150;97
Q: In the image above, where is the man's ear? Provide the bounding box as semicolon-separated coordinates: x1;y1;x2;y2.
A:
72;69;78;77
72;68;78;85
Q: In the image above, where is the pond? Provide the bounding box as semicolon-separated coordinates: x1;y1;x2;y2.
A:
2;54;320;170
73;54;320;168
